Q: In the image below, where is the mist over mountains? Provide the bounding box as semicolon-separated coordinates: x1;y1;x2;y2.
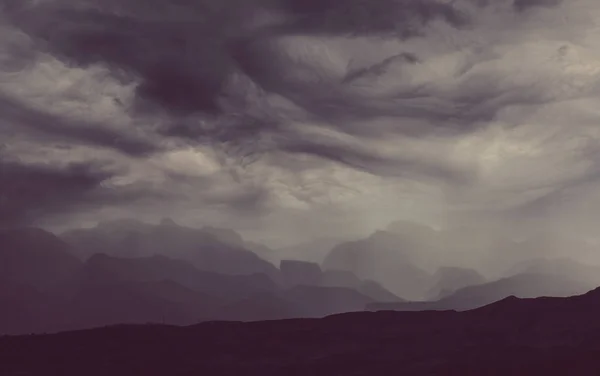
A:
4;0;600;372
2;217;600;336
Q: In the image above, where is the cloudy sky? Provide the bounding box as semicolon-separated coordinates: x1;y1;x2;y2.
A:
1;0;600;247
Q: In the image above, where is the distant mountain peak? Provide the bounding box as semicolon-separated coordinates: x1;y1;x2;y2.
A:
96;218;147;230
200;226;245;246
160;217;179;227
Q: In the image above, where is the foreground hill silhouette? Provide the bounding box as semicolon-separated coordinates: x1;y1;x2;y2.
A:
3;288;600;375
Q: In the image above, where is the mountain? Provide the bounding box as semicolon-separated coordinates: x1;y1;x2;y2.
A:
242;241;279;265
368;272;594;312
0;251;399;335
384;220;446;270
198;225;246;247
481;232;600;278
61;282;199;330
276;237;347;264
185;284;375;321
320;269;363;287
61;280;223;331
356;279;404;303
0;251;281;335
322;230;431;300
61;219;279;278
0;249;403;335
5;288;600;375
212;293;298;322
0;278;62;335
506;257;600;285
319;270;401;302
278;259;402;302
426;266;487;300
279;260;323;287
0;251;242;334
0;227;82;290
77;254;278;302
281;285;375;317
191;224;281;266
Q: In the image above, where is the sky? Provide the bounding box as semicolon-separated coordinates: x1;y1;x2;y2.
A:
2;0;600;248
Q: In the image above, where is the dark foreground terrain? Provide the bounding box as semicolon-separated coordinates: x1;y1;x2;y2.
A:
3;288;600;375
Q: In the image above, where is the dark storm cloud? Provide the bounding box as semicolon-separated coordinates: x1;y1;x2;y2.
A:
281;138;474;185
0;159;112;227
232;32;565;143
0;95;159;156
0;157;191;227
162;165;273;215
8;7;232;115
0;0;568;188
513;0;563;12
3;0;476;125
5;2;537;116
280;0;470;37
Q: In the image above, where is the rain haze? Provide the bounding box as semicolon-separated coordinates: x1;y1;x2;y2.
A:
3;0;600;305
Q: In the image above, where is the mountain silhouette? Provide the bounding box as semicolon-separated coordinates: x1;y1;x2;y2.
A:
279;259;402;302
323;230;430;299
62;280;218;330
281;285;375;317
0;239;403;335
0;277;61;335
280;260;323;287
426;266;487;300
0;227;82;290
214;284;375;321
4;288;600;375
77;253;278;301
506;257;600;285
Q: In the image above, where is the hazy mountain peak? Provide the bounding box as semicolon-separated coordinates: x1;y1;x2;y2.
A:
159;217;179;227
96;218;148;231
0;227;81;290
201;226;245;246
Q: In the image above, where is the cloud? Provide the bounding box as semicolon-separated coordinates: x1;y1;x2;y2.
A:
3;0;600;249
3;0;266;116
280;0;470;37
0;159;112;227
513;0;563;12
0;94;160;156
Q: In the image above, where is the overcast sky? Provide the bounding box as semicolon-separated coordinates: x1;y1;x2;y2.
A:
2;0;600;247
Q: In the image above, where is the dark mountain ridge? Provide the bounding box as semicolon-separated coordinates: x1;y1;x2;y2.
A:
3;288;600;375
0;227;82;291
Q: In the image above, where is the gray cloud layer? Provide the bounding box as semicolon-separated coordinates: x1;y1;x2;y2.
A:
2;0;600;251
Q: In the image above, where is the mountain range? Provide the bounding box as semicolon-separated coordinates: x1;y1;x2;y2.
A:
3;219;600;337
